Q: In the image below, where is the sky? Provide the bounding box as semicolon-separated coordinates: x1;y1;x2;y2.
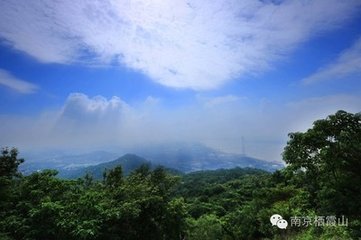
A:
0;0;361;162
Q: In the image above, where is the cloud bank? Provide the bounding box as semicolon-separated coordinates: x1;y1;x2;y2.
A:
1;92;360;161
0;0;360;90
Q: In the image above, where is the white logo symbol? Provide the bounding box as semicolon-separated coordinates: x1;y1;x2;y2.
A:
270;214;288;229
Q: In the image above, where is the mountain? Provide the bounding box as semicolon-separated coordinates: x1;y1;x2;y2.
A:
19;143;284;177
58;154;182;179
133;143;283;172
59;154;149;179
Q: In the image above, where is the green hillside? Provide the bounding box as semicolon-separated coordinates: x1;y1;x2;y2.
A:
58;153;182;179
1;111;360;239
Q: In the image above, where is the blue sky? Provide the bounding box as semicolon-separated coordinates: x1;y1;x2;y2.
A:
0;0;361;161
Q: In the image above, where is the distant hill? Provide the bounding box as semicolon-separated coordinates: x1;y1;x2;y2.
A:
58;154;182;179
58;154;149;179
19;143;284;177
134;143;283;172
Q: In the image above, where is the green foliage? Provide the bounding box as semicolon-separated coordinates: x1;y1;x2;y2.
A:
283;111;361;217
187;214;224;240
0;148;24;204
0;160;187;239
103;166;123;188
1;110;360;239
0;147;24;178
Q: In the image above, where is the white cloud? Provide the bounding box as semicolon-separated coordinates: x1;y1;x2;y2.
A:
0;69;38;94
53;93;132;144
302;37;361;84
0;0;360;90
60;93;130;122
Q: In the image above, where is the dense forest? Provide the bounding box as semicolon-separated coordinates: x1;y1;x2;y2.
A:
1;110;360;239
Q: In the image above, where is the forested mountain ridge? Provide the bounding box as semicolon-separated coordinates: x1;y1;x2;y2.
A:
1;111;360;239
58;153;182;179
20;144;283;178
58;154;151;179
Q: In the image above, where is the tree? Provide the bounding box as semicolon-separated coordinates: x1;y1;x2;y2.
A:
0;147;24;217
104;166;123;188
283;110;361;217
187;214;223;240
0;147;23;179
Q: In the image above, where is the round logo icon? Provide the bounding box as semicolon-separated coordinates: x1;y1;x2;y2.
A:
270;214;288;229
